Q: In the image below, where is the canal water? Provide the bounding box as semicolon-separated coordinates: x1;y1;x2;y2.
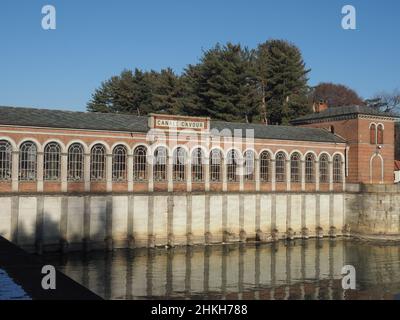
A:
44;239;400;300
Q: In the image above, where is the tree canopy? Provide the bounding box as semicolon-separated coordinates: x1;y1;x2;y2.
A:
87;39;312;124
310;82;364;108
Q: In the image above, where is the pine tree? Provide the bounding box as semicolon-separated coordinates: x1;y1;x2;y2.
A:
256;40;311;124
182;43;260;122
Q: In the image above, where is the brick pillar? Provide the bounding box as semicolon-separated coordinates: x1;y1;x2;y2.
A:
11;151;19;192
222;156;227;192
204;156;210;192
329;160;333;191
239;157;244;192
106;154;113;192
37;151;44;192
148;153;154;192
84;152;91;192
315;159;320;191
61;152;68;192
286;159;291;191
255;158;260;192
271;159;276;191
167;155;173;192
127;154;133;192
301;159;306;191
187;155;192;192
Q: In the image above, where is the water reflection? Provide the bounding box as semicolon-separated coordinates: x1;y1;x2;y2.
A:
44;239;400;300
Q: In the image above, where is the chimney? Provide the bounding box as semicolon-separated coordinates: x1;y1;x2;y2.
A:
313;100;328;113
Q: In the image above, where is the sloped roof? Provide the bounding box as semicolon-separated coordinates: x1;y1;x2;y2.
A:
291;105;399;125
0;106;345;144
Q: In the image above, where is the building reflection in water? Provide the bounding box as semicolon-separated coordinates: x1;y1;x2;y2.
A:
47;239;400;300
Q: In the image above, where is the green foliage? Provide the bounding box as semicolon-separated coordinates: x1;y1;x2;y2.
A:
87;39;312;124
256;39;311;124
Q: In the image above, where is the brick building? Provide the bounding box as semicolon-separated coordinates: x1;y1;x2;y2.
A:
0;104;397;196
291;104;399;184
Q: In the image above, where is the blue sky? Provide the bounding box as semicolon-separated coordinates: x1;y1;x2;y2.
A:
0;0;399;111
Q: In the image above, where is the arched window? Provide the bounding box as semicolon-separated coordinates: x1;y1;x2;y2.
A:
154;146;167;182
290;152;301;182
44;142;61;181
305;153;315;183
0;140;12;181
333;154;342;183
260;151;271;182
19;141;37;181
210;149;222;182
90;144;106;181
112;145;127;182
227;150;239;182
275;152;286;182
319;153;329;183
173;147;186;182
67;143;84;181
377;124;384;145
191;148;204;182
133;146;147;181
370;123;376;144
244;150;255;181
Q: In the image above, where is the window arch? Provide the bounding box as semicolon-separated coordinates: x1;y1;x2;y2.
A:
333;154;342;183
275;152;286;182
19;141;37;181
319;153;329;183
370;123;376;144
244;150;255;181
0;140;12;181
112;145;127;182
67;143;84;181
227;149;239;182
44;142;61;181
377;124;384;145
210;149;222;182
260;151;271;182
305;153;316;183
290;152;301;182
191;148;204;182
173;147;186;182
133;146;147;181
90;144;106;181
154;146;167;182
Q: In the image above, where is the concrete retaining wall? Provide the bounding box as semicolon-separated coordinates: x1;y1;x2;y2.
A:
0;192;346;253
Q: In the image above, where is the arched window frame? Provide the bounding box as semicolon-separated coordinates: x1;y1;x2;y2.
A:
377;124;384;145
44;142;61;181
243;150;255;181
275;152;286;182
0;140;12;181
290;152;301;183
226;150;239;182
210;149;222;182
260;151;271;182
370;123;377;144
153;146;167;182
191;148;204;182
112;145;127;182
305;153;316;183
90;144;106;182
133;146;148;181
19;141;37;181
67;143;84;182
333;154;342;183
319;154;329;183
173;147;186;182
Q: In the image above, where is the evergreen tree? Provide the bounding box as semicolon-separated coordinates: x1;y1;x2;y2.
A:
87;68;183;115
182;43;260;122
256;40;311;124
